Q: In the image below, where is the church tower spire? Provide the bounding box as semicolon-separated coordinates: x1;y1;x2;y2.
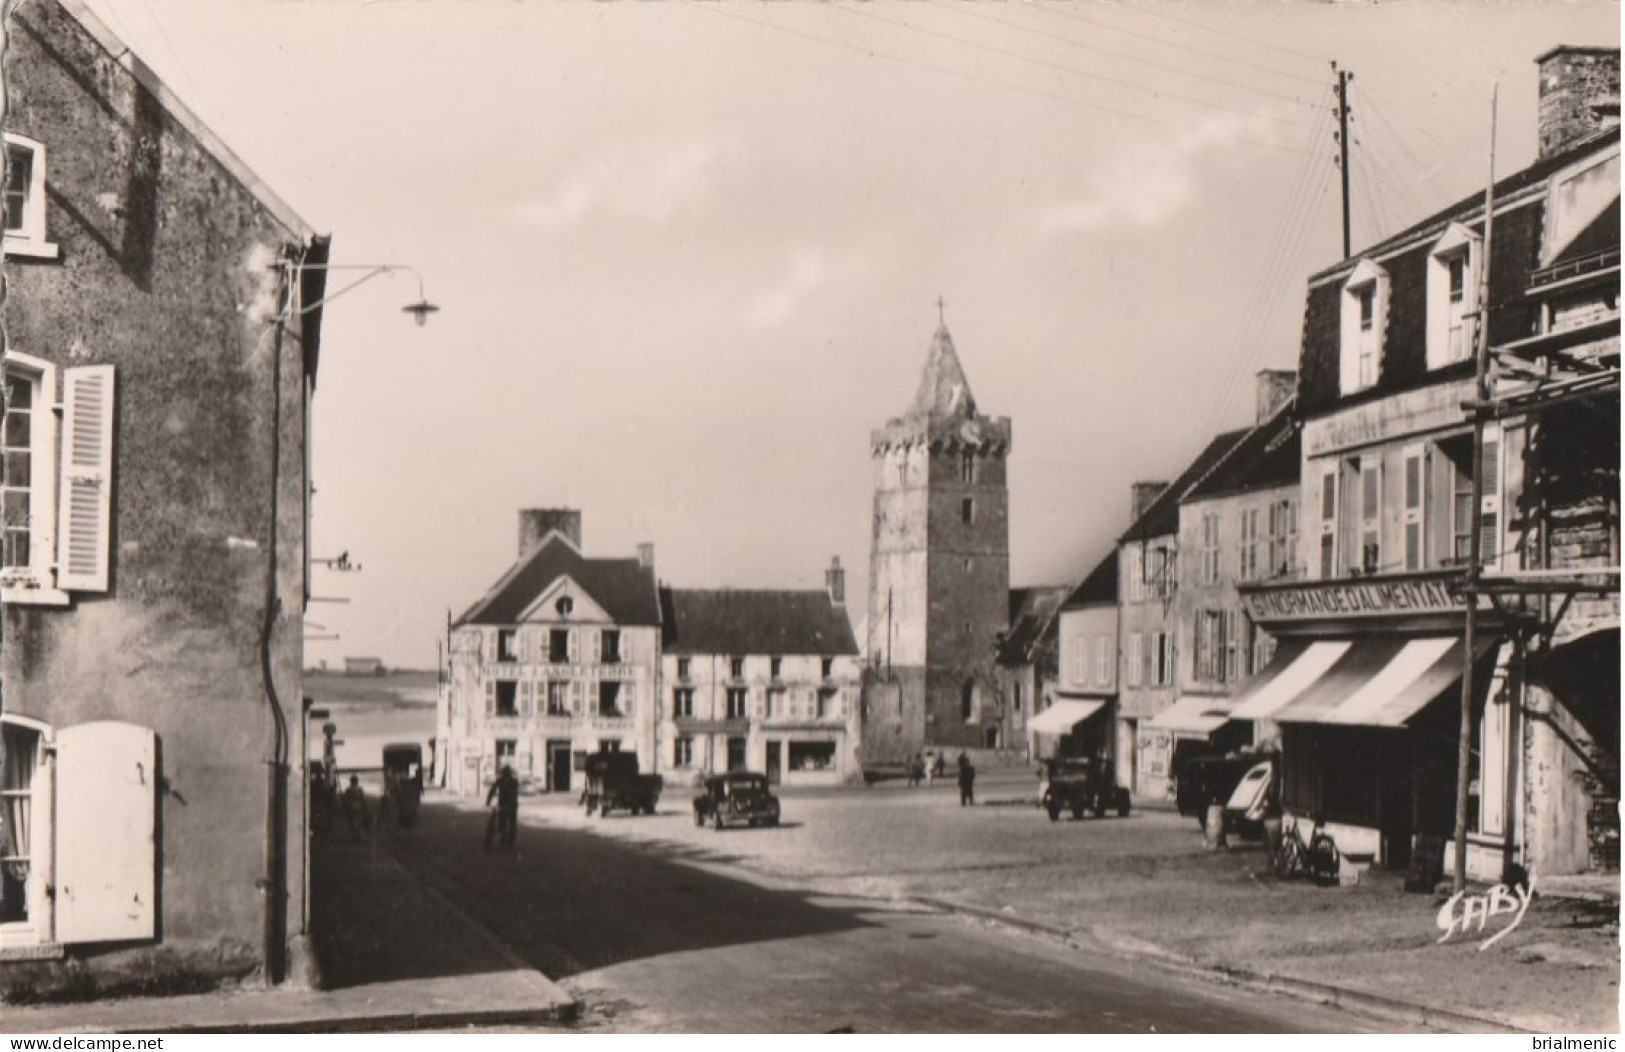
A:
864;316;1012;758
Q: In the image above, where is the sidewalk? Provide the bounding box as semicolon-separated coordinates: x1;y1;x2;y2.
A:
2;826;577;1034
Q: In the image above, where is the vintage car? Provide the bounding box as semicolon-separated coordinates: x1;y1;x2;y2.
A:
1222;760;1279;835
381;742;424;828
693;772;781;830
1040;757;1131;821
583;751;663;817
1175;749;1277;830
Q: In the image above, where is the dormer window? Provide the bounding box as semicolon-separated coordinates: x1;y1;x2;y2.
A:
3;135;57;260
1427;223;1481;369
1339;259;1388;395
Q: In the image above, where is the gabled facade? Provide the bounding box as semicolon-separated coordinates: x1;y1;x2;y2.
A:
994;584;1070;756
2;0;327;988
1044;553;1119;770
863;323;1012;757
659;559;861;786
440;510;662;796
1117;429;1251;802
1152;375;1301;771
1234;47;1620;879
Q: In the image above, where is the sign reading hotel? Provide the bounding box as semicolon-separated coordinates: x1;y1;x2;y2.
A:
1242;577;1465;624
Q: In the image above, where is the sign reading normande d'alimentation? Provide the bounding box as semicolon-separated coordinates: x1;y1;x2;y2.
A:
1242;577;1465;623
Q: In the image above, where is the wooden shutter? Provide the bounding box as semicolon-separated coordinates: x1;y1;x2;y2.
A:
1479;438;1502;569
567;630;579;663
1403;447;1426;571
484;680;496;717
622;680;635;717
570;679;583;716
590;630;602;664
56;365;115;592
55;721;156;944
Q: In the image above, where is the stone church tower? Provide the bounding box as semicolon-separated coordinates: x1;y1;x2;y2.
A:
864;322;1011;758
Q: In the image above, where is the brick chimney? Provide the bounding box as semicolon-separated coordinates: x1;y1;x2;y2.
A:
518;508;582;556
1537;46;1621;159
825;555;846;605
1131;482;1169;521
1255;369;1297;423
637;542;655;569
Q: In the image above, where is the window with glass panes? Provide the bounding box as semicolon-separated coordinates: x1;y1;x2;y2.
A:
4;145;32;233
672;687;694;718
1199;511;1221;585
1238;507;1260;581
726;687;748;719
2;370;33;569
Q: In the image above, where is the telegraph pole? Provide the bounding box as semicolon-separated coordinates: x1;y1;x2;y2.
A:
1334;63;1353;259
1453;84;1499;895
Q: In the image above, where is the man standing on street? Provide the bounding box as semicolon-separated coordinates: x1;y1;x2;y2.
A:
957;752;976;807
485;765;521;851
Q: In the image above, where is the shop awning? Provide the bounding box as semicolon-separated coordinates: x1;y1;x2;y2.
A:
1145;695;1233;735
1229;635;1495;728
1029;699;1105;735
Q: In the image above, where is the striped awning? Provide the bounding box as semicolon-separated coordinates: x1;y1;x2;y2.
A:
1230;636;1494;727
1145;695;1233;735
1029;699;1105;735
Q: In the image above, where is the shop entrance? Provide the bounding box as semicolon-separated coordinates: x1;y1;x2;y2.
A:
727;736;747;772
548;741;572;793
766;741;782;784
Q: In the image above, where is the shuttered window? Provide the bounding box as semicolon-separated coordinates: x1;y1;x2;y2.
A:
1403;446;1426;571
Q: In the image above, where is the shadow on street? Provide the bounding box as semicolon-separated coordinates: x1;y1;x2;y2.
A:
315;799;875;985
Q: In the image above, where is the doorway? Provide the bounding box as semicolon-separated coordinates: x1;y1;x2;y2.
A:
548;741;572;793
766;741;782;784
727;736;747;772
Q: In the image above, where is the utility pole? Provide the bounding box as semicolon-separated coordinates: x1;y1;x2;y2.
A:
886;587;894;678
1334;63;1354;259
1453;83;1498;895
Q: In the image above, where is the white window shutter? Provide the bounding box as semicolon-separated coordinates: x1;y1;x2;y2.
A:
55;721;157;944
485;681;496;716
57;365;116;592
591;630;602;664
571;679;583;716
567;630;579;663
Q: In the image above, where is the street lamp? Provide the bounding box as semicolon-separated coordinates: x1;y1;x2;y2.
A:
275;262;440;324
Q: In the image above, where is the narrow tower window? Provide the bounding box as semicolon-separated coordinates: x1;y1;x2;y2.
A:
961;497;975;525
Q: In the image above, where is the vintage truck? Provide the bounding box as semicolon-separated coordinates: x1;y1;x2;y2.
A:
1040;757;1131;821
582;751;663;817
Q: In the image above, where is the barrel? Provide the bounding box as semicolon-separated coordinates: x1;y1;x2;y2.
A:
1204;803;1227;850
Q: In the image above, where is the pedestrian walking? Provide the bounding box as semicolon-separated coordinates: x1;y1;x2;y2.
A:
340;774;369;842
485;764;520;851
957;752;976;807
907;752;923;787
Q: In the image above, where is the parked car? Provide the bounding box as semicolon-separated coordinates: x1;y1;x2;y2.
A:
1223;760;1278;835
583;752;663;817
381;743;423;828
693;771;781;830
1039;757;1131;820
1175;749;1276;829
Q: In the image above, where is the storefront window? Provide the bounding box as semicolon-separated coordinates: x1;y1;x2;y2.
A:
788;741;836;771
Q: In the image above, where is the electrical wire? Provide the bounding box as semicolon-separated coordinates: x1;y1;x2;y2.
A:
939;3;1324;109
1106;3;1331;67
830;2;1316;133
690;2;1321;157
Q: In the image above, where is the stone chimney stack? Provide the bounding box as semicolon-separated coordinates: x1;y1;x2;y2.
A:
1255;368;1298;424
637;543;655;569
1537;46;1621;159
825;555;846;605
518;508;582;556
1131;482;1169;521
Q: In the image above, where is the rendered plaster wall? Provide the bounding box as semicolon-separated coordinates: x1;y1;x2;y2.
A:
3;0;311;978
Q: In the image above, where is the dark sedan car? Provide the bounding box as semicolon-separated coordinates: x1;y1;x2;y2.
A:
693;772;781;830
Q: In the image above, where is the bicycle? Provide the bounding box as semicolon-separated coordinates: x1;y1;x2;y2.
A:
1273;813;1341;887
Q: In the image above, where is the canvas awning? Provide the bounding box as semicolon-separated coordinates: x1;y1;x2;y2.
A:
1028;699;1105;735
1229;635;1495;727
1145;695;1233;735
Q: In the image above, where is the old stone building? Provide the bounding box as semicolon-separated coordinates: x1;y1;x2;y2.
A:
863;322;1012;758
439;511;662;797
2;0;328;989
658;559;862;787
1232;46;1619;879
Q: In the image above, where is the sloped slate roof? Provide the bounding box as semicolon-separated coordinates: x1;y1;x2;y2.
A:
454;535;661;627
661;588;859;656
1062;551;1119;609
1120;428;1251;543
912;325;979;421
1184;403;1302;502
1548;197;1620;270
998;585;1070;664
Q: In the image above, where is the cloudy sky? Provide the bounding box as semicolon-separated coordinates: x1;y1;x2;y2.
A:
82;0;1619;669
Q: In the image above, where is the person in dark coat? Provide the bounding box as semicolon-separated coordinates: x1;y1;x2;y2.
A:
485;765;520;850
957;752;976;806
341;775;369;841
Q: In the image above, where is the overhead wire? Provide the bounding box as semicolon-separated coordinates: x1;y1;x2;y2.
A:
1029;2;1329;89
939;3;1324;110
691;2;1321;157
1108;3;1332;67
828;1;1317;133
